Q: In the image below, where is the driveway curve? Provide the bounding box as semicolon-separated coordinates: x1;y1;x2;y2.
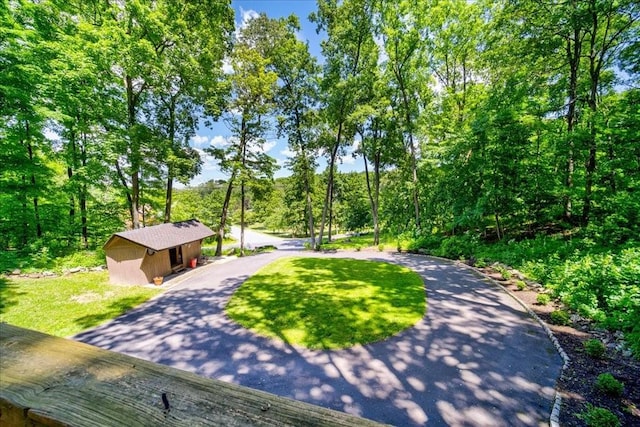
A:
75;251;562;426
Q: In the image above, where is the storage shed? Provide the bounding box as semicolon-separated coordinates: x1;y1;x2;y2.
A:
104;219;214;284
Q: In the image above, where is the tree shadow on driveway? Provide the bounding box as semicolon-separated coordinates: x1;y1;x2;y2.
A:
74;252;563;426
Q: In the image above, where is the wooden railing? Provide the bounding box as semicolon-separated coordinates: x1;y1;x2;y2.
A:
0;324;384;426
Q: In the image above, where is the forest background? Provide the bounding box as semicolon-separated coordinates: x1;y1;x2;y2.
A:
1;0;639;357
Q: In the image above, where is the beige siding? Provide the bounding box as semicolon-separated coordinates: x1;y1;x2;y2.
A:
105;237;147;284
140;249;171;283
181;241;202;267
105;236;204;285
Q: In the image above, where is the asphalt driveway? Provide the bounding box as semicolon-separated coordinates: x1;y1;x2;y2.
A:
75;250;562;426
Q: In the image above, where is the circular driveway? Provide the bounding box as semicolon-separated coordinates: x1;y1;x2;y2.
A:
75;250;562;426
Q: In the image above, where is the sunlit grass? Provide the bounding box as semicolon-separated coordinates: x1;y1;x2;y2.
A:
320;232;403;251
226;257;426;349
0;271;160;337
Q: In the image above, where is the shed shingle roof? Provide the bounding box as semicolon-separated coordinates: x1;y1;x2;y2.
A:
105;219;214;251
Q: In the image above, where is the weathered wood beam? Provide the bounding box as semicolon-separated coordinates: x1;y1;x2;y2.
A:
0;324;385;427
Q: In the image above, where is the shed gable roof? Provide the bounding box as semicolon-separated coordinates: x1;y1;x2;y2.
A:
105;219;214;251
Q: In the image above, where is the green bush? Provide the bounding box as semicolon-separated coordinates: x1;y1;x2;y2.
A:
536;293;551;305
584;339;606;359
437;234;478;259
550;310;571;326
595;373;624;397
378;244;384;252
516;280;527;290
579;404;620;427
403;231;640;357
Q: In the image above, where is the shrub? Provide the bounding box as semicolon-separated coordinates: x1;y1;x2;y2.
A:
438;234;478;259
595;373;624;396
378;244;384;252
536;293;551;305
516;280;527;290
475;258;487;268
579;405;620;427
550;310;571;326
584;339;606;359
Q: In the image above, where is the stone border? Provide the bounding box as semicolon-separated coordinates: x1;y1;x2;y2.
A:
410;253;570;427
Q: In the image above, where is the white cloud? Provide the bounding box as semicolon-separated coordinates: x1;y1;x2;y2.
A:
340;154;356;165
262;140;276;153
191;135;209;147
281;148;295;158
211;135;230;148
193;147;218;171
239;8;260;29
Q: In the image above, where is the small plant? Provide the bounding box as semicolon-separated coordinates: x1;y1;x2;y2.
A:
595;373;624;396
303;241;312;250
550;309;571;326
355;245;362;252
579;404;620;427
536;293;551;305
516;280;527;291
584;339;606;359
475;258;487;268
494;265;512;280
378;244;384;252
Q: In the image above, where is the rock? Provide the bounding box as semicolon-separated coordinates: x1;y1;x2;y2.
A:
42;271;56;277
69;267;83;273
11;269;21;275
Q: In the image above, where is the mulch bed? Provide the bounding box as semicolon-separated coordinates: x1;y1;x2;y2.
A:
474;264;640;427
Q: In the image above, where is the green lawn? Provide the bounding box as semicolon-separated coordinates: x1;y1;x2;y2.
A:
226;257;426;349
319;232;404;251
0;271;160;337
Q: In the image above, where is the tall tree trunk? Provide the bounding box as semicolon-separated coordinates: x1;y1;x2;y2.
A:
115;160;134;225
164;174;173;223
164;96;177;224
293;110;315;248
125;74;141;229
240;179;246;257
564;24;583;223
25;122;42;238
316;124;342;250
240;133;247;257
360;129;380;246
303;154;315;248
216;172;236;257
68;127;77;235
21;174;28;248
395;66;421;230
80;132;88;248
328;172;334;241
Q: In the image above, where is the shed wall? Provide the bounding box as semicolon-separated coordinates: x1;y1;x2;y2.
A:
181;241;202;266
140;250;171;283
105;238;147;284
105;237;205;285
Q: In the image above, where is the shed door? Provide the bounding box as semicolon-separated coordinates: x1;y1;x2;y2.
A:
169;246;182;266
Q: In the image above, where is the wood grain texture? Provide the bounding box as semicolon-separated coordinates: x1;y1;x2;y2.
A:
0;324;385;426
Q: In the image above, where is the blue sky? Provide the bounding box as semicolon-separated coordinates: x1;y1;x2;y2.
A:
187;0;362;186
